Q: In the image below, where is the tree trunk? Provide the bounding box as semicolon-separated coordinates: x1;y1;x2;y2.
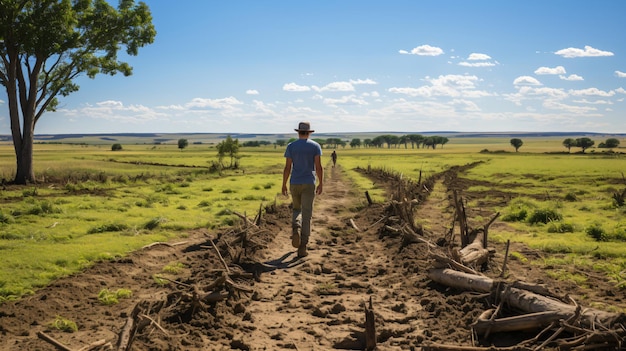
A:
13;134;35;184
6;40;37;185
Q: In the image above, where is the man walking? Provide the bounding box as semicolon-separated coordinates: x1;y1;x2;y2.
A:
282;122;323;257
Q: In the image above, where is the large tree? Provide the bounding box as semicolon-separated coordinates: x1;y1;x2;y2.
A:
0;0;156;184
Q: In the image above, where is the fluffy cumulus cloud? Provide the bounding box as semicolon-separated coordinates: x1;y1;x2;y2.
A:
560;74;584;81
399;44;444;56
283;83;311;92
616;71;626;78
458;52;497;67
388;74;484;98
246;90;259;95
513;76;542;86
186;97;243;110
313;81;356;92
555;45;614;58
535;66;566;75
569;88;615;97
467;53;491;60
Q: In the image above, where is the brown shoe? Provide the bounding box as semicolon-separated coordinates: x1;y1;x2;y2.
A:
291;229;300;248
297;245;308;258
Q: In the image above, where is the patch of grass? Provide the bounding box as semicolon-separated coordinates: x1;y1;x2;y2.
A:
162;261;185;274
98;288;133;305
50;315;78;332
509;251;528;263
87;223;129;234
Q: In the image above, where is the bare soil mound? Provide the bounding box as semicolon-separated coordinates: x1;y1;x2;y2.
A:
0;164;624;350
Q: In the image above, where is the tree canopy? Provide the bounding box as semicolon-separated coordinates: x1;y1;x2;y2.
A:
510;138;523;152
0;0;156;184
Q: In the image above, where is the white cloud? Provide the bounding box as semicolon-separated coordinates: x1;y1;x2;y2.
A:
246;90;259;95
313;81;355;92
555;45;614;58
399;44;444;56
283;83;311;92
559;74;584;81
535;66;566;75
513;76;542;86
572;99;612;105
569;88;615;97
467;53;491;60
458;61;496;67
543;100;597;114
186;97;243;109
97;100;124;108
616;71;626;78
616;87;626;94
389;74;485;99
323;95;368;107
349;78;377;85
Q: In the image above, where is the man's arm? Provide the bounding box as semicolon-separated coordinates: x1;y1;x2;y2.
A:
314;155;323;195
282;158;292;196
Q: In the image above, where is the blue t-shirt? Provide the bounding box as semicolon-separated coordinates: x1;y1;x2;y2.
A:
284;139;322;185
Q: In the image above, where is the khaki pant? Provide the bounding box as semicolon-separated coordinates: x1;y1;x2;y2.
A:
290;183;316;247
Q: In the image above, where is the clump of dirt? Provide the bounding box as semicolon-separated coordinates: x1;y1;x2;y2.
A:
0;164;624;351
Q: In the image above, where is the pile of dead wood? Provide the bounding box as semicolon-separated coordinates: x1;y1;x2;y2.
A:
377;165;626;350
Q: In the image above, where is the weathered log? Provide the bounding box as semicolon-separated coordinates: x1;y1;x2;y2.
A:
457;240;490;266
428;268;493;293
431;253;481;275
472;310;571;334
428;268;625;328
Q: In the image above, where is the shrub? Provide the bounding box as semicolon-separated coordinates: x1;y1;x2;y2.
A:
586;223;607;242
564;192;578;202
0;212;14;224
88;223;129;234
144;217;166;230
111;143;123;151
502;208;527;222
527;208;562;224
547;222;575;233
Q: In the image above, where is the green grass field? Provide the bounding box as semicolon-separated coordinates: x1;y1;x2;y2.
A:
0;137;625;301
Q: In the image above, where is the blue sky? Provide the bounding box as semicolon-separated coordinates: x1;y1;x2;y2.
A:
2;0;626;134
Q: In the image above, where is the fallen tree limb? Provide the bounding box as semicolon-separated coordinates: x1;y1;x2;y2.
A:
428;268;625;329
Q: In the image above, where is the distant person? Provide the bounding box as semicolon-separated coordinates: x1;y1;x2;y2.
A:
282;121;324;258
331;150;337;167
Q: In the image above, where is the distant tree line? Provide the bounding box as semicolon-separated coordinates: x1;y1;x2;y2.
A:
562;137;620;153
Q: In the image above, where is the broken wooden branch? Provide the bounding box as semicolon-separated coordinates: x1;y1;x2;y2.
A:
36;331;73;351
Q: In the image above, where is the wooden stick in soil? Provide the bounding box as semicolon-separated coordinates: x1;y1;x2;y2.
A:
210;240;231;275
365;190;373;205
365;296;377;350
499;239;510;278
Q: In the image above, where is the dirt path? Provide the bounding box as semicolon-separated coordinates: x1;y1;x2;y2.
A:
239;165;429;350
